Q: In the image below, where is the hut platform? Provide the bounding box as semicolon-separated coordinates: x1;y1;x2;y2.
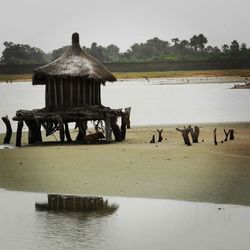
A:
12;106;130;147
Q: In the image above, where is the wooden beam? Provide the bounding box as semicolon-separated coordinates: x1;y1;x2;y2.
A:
16;120;23;147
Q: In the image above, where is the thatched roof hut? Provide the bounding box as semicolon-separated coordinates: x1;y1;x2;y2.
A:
32;33;116;108
12;33;130;147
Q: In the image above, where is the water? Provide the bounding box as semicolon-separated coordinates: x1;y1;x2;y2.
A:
0;78;250;133
0;189;250;250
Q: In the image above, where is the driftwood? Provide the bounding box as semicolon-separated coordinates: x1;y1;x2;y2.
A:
213;128;218;145
1;116;12;144
189;125;200;143
223;129;230;141
229;129;235;140
157;129;163;142
150;135;155;143
176;127;191;146
83;132;105;144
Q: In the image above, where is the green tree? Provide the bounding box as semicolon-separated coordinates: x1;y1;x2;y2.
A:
51;46;69;61
2;41;46;64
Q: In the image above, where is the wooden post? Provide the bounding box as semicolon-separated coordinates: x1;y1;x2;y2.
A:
83;80;86;105
77;79;81;106
97;84;101;105
92;81;96;105
25;119;42;144
64;123;72;142
70;79;74;106
76;121;87;142
48;79;51;107
56;117;65;142
105;114;112;143
16;120;23;147
54;79;58;107
1;116;12;144
125;107;131;129
121;113;127;140
60;79;64;106
89;80;92;105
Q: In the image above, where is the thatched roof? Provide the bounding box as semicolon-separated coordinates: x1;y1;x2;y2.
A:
32;33;116;85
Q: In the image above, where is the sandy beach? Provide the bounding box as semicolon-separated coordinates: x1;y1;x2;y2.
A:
0;122;250;206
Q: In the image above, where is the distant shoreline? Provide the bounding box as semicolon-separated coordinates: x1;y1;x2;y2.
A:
1;69;250;83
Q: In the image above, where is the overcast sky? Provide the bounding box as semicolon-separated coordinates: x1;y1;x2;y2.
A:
0;0;249;54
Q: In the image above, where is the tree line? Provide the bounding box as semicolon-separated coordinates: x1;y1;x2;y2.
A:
1;34;250;64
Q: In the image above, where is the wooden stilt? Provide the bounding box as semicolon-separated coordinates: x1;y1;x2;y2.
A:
76;121;87;141
125;107;131;129
58;118;65;142
16;120;23;147
105;114;112;143
121;113;127;140
1;116;12;144
64;123;72;142
111;117;122;142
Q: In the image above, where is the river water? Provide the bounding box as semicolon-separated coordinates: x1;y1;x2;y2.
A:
1;189;250;250
0;78;250;133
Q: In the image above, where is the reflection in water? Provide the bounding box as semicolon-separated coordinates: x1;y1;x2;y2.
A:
35;193;119;215
1;189;250;250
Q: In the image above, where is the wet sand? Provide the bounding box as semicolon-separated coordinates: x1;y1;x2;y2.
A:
0;122;250;206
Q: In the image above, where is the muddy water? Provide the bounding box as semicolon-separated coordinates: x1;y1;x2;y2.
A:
0;79;250;133
0;189;250;250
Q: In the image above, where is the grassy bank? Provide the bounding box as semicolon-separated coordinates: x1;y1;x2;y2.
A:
0;74;32;82
1;69;250;82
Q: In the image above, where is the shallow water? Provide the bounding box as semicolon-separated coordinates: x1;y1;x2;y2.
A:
0;189;250;250
0;79;250;133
